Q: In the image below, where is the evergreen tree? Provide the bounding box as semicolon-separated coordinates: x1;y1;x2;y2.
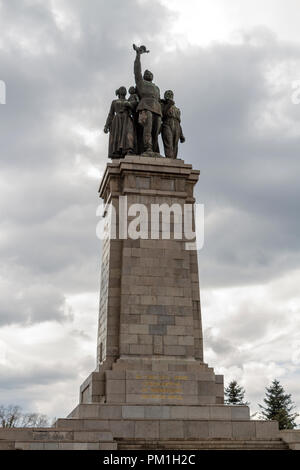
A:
259;379;298;430
225;380;249;405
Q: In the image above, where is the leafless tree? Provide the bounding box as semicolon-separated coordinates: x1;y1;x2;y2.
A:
20;412;49;427
0;405;22;428
0;405;49;428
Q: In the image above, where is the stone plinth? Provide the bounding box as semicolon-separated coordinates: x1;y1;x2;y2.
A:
81;357;223;406
80;156;221;406
97;156;203;363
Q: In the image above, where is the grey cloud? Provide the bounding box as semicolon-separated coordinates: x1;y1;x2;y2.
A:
0;272;70;326
204;327;236;355
0;0;176;329
1;1;299;306
0;363;77;389
204;289;300;369
0;362;85;417
1;6;300;326
152;33;300;287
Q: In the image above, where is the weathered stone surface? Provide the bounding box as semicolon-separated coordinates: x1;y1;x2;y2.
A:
209;421;232;439
0;425;117;450
160;420;185;439
280;429;300;450
232;421;256;440
73;157;227;409
255;420;279;438
135;421;160;439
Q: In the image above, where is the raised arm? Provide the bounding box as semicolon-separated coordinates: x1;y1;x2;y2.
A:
134;50;143;88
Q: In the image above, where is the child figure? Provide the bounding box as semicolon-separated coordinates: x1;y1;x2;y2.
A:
161;90;185;159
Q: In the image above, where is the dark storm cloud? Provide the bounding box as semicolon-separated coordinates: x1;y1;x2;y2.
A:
0;0;174;325
153;30;300;287
0;0;174;170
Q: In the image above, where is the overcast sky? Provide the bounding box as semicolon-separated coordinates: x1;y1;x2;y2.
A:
0;0;300;422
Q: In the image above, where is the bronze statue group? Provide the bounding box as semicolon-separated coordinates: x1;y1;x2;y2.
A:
104;44;185;159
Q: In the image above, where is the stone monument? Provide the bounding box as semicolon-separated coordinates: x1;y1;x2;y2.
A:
0;44;299;451
65;155;284;449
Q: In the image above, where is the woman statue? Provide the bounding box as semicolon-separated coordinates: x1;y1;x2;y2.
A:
161;90;185;159
103;86;136;159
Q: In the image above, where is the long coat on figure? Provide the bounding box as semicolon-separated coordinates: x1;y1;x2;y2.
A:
104;90;135;159
161;90;185;159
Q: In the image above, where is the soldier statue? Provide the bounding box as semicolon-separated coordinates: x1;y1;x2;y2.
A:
133;44;162;154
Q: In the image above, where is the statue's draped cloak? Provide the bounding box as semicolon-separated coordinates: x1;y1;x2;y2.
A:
105;99;135;158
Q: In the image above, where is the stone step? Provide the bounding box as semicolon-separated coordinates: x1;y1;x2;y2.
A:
0;441;15;450
32;429;114;442
280;430;300;443
0;427;117;450
2;440;117;450
55;417;279;441
68;403;250;421
117;438;289;450
56;419;110;431
279;430;300;450
0;427;114;441
0;437;289;451
288;443;300;450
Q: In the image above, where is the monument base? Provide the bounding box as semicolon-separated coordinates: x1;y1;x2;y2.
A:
65;402;283;447
79;357;224;405
0;408;296;450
